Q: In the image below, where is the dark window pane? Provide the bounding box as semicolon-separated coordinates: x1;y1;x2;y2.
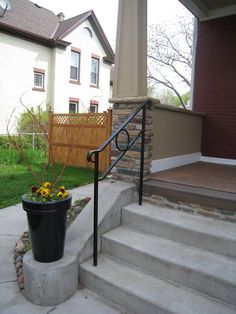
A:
90;104;98;113
69;103;76;113
70;66;78;80
34;73;44;88
90;72;97;85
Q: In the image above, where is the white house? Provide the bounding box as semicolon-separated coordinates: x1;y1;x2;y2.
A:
0;0;114;134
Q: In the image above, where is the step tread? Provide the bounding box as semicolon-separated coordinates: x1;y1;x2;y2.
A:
71;288;126;314
123;202;236;241
103;226;236;285
80;255;236;314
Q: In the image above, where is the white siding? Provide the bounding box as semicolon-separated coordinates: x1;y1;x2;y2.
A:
53;20;112;114
0;33;52;133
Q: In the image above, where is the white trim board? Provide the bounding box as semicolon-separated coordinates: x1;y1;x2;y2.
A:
151;153;201;173
151;153;236;173
201;156;236;166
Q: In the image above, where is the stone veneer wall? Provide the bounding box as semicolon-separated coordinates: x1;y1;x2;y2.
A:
109;97;158;183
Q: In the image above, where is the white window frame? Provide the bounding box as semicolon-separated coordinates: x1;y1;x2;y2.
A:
70;50;80;82
90;103;98;113
34;71;44;89
69;101;79;114
90;57;99;86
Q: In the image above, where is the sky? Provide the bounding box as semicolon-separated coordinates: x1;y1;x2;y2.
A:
34;0;190;49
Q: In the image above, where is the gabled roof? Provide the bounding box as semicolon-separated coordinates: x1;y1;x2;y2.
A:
55;10;114;63
0;0;114;62
55;11;92;39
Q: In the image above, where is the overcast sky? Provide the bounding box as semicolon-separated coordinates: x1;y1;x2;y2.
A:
34;0;190;48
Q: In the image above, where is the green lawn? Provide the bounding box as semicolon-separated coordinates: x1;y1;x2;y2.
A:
0;149;94;209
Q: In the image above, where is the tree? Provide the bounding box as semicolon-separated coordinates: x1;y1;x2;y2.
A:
17;105;49;133
147;15;193;109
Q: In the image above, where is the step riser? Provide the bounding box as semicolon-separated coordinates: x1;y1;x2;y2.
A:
143;183;236;211
122;209;236;259
79;266;171;314
102;236;236;306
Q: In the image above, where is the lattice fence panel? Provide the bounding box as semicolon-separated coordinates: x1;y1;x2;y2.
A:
52;113;107;127
49;111;112;172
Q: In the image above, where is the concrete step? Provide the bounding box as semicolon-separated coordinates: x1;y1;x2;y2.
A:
53;287;127;314
102;226;236;306
80;254;236;314
143;180;236;211
122;202;236;259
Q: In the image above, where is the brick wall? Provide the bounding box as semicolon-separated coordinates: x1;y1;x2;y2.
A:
193;15;236;159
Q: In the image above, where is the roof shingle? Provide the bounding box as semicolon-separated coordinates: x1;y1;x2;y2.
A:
0;0;59;38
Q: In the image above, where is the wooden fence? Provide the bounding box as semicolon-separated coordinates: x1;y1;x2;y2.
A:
48;110;112;172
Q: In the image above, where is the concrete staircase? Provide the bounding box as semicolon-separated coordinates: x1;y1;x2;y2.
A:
79;202;236;314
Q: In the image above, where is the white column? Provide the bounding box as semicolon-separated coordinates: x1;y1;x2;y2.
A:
113;0;147;98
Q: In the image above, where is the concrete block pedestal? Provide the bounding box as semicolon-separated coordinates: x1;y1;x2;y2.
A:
23;250;78;306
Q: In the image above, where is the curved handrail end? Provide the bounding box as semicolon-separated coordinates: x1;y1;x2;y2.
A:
87;150;96;163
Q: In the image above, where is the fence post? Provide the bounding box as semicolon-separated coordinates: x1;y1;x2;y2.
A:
32;132;35;150
48;111;53;163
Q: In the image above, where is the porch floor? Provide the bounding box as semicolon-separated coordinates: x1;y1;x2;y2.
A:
144;162;236;211
150;162;236;194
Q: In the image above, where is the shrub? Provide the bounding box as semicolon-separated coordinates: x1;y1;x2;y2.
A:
0;134;47;150
0;148;45;165
17;106;49;133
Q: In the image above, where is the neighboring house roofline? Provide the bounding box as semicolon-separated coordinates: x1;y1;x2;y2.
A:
56;10;115;64
0;22;70;48
0;1;114;61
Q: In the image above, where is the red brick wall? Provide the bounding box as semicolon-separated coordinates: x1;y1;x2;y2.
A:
193;15;236;159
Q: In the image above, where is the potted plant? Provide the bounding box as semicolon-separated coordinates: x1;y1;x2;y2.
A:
7;98;74;263
21;183;72;262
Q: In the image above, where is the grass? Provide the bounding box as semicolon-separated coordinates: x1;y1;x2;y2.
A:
0;149;94;209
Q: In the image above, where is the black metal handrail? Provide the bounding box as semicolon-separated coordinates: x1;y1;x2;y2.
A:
87;99;151;266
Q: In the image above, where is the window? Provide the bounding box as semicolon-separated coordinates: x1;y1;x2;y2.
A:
70;50;80;81
33;68;45;91
34;73;44;88
90;101;98;113
69;98;79;113
90;57;99;86
69;102;79;113
82;27;92;38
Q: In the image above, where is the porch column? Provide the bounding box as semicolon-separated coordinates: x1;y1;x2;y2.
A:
113;0;147;98
110;0;153;183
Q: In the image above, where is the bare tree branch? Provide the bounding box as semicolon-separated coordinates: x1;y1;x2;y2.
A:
148;15;193;108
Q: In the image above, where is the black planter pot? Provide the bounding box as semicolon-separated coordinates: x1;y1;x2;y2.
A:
22;194;72;263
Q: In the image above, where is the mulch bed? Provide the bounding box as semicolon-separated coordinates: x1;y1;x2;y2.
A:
13;197;91;291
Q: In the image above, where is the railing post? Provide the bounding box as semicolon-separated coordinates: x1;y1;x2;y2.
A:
93;151;99;266
139;104;146;205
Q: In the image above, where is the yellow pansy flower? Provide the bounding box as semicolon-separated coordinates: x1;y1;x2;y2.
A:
43;182;52;189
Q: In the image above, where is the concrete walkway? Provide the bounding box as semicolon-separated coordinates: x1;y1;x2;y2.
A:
0;182;124;314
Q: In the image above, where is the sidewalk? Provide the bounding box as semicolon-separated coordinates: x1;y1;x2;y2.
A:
0;182;124;314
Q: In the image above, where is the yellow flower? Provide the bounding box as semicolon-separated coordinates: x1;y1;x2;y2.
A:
43;182;52;189
62;192;69;198
58;186;65;192
36;187;43;195
41;188;50;197
57;191;64;198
